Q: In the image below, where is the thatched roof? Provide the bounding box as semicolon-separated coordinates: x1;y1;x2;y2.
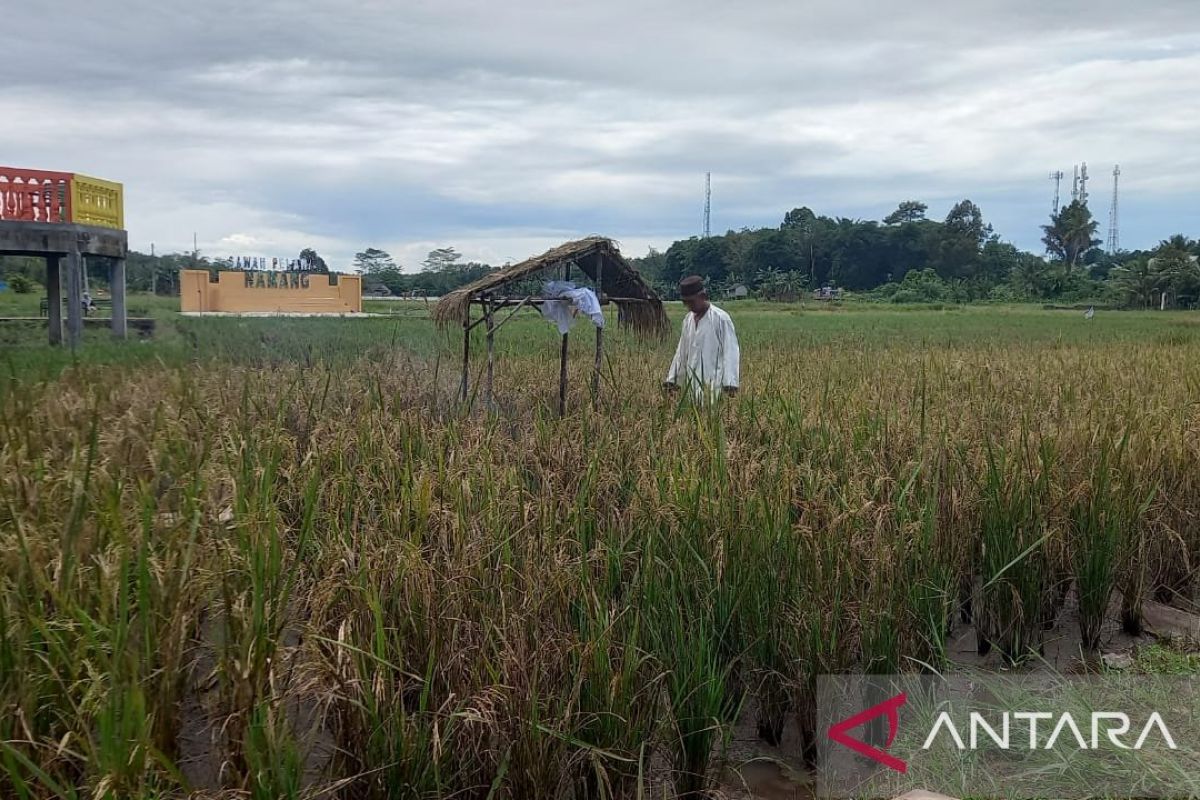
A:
432;237;668;338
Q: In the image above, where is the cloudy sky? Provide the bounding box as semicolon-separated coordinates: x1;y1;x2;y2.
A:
6;1;1198;269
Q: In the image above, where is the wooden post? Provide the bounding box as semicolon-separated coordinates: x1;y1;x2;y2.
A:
592;255;604;404
64;248;83;350
110;257;127;339
558;331;569;417
558;262;570;416
45;254;62;346
460;302;471;403
485;298;495;408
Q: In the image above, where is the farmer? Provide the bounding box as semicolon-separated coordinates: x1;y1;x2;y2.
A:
663;275;740;401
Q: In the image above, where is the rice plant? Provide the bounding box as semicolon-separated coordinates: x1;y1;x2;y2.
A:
974;436;1054;665
0;304;1197;798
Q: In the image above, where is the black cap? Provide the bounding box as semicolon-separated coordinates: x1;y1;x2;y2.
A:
679;275;706;297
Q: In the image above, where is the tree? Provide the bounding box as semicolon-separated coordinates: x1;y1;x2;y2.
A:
944;200;988;245
745;229;802;279
630;247;667;285
889;268;950;304
422;247;462;273
1149;236;1200;306
691;236;731;283
781;206;816;231
122;251;189;295
931;199;989;280
352;248;397;275
8;274;34;293
723;230;758;285
883;201;928;225
780;207;833;285
299;248;328;273
0;256;45;287
1109;258;1159;308
828;218;890;290
975;240;1021;285
662;238;699;287
754;268;808;301
1003;251;1051;299
1042;201;1100;271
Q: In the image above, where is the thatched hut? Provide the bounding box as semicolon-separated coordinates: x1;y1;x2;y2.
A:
432;236;667;414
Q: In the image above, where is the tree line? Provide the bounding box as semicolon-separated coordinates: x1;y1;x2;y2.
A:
629;200;1200;307
3;200;1196;307
350;246;494;297
0;251;193;296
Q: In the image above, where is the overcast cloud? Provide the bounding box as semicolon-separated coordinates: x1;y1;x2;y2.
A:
5;0;1198;268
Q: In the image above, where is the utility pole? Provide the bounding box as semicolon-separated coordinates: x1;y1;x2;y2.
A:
703;172;711;238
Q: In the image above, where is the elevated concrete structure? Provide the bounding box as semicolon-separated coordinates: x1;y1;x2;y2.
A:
0;219;129;346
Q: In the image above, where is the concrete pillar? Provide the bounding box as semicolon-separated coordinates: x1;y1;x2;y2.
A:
111;257;127;339
45;254;63;346
64;248;83;349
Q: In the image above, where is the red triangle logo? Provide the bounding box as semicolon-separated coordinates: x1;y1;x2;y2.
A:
827;691;908;773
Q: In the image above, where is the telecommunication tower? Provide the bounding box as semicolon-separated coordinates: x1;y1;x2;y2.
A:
703;172;711;238
1072;165;1080;203
1049;171;1064;214
1078;162;1090;206
1107;165;1121;254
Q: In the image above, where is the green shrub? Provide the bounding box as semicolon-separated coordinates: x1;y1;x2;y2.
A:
987;283;1025;303
7;274;34;294
890;268;950;304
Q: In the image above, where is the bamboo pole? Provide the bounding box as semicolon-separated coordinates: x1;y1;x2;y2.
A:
488;295;535;335
460;301;471;403
559;331;569;417
592;254;604;404
559;262;570;416
485;298;495;408
483;295;649;306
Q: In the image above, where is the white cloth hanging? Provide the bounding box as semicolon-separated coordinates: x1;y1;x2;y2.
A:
540;280;605;335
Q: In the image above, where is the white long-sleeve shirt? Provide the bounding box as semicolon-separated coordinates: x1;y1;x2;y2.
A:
665;304;740;400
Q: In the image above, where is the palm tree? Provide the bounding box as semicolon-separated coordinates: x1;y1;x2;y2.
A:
1109;258;1158;309
1157;234;1198;254
1150;237;1200;306
1011;254;1050;299
755;268;786;301
783;270;810;297
1041;201;1101;272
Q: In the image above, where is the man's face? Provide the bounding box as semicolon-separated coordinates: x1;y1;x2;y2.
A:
683;292;708;314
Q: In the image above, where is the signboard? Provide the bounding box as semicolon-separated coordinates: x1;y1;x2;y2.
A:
224;256;317;271
243;271;312;289
180;269;362;314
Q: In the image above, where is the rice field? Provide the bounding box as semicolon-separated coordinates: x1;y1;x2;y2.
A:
1;301;1199;799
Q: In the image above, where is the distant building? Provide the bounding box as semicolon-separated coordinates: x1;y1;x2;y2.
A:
727;284;749;299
